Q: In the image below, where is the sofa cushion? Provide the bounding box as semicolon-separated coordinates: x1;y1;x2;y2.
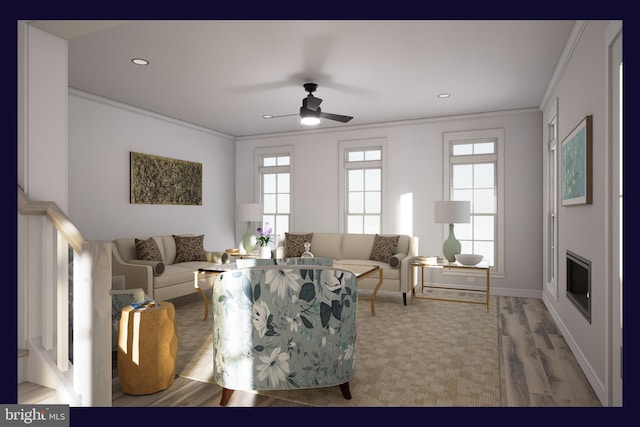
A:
309;233;343;259
342;234;375;260
128;259;166;276
284;232;314;257
369;234;400;262
135;237;163;262
173;234;207;263
153;264;195;288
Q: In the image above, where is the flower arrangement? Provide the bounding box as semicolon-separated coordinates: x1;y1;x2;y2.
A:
256;222;273;247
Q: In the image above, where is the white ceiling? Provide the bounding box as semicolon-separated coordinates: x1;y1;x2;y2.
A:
29;20;575;138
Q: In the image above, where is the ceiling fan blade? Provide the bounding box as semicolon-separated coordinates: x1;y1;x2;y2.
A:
319;112;353;123
303;95;322;111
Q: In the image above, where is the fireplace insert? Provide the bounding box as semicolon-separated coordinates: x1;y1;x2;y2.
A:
566;250;591;323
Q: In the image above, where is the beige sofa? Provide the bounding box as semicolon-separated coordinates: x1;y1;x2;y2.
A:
112;235;227;301
275;232;419;305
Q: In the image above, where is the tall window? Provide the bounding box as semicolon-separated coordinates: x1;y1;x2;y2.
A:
258;148;292;245
340;139;386;234
546;105;559;299
444;129;504;272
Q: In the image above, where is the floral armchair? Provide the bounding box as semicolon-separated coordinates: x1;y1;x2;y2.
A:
211;264;358;406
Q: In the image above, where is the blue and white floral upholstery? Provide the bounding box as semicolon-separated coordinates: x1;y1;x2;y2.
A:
211;265;358;406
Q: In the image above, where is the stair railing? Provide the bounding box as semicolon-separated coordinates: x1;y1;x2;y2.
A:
18;186;112;406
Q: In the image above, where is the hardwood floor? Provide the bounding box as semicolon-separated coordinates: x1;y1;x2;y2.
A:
112;295;601;407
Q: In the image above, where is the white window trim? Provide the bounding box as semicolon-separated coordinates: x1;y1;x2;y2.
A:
544;98;559;300
338;138;388;234
443;128;505;279
254;145;295;233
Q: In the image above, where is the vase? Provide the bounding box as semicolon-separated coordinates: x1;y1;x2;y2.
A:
242;222;257;254
442;223;461;262
258;246;271;259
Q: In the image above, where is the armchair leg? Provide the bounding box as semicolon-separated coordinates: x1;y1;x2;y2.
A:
403;292;407;305
339;382;352;400
220;388;234;406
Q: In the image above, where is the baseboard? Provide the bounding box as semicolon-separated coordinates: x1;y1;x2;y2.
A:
541;293;607;406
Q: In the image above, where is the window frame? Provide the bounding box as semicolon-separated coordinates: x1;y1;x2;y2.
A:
255;146;294;247
544;98;559;300
443;129;505;277
339;138;387;234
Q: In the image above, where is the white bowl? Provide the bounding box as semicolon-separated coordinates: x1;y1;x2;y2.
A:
455;254;483;266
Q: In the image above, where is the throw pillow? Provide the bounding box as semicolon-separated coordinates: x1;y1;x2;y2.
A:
135;237;163;262
388;252;407;268
173;234;207;263
284;233;314;258
369;234;400;263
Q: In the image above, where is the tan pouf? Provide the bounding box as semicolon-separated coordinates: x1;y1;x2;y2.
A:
117;301;178;395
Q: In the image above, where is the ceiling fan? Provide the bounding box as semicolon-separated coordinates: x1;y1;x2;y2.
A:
265;83;354;126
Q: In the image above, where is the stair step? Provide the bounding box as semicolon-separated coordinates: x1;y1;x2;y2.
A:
18;382;57;404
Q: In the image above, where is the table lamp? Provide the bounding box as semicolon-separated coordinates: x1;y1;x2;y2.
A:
434;200;471;262
236;203;263;254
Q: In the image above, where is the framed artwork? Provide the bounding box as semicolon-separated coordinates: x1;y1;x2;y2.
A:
561;115;592;206
130;152;202;205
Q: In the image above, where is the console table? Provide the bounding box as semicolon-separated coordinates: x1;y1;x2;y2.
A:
410;259;491;312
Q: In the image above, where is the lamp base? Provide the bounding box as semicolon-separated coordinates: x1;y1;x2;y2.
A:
442;223;461;262
242;222;257;253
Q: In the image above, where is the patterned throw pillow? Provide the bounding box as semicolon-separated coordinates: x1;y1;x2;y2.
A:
135;237;163;261
284;233;314;258
173;234;207;263
369;234;400;262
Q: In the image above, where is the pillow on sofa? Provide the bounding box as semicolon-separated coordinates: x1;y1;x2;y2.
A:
135;237;163;262
284;233;314;258
173;234;207;263
369;234;400;263
388;252;407;268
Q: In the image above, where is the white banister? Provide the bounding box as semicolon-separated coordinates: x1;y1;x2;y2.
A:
42;219;54;350
56;230;69;372
18;186;112;406
73;240;112;406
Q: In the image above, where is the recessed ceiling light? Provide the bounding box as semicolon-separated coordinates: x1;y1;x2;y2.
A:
131;58;149;66
263;115;273;119
437;93;451;98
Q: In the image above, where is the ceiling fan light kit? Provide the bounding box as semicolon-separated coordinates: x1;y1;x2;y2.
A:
267;83;354;127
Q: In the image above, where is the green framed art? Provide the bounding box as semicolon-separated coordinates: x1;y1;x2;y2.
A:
561;115;592;206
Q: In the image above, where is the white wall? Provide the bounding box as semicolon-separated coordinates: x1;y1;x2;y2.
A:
68;90;237;251
541;20;612;402
16;22;69;383
236;109;543;297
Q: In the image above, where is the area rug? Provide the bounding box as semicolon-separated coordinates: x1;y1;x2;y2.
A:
170;288;500;407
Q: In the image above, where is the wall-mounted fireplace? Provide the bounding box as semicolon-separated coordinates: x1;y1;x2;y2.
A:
566;250;591;323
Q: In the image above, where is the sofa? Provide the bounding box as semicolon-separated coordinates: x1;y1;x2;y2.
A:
274;232;418;305
211;263;357;405
112;234;228;301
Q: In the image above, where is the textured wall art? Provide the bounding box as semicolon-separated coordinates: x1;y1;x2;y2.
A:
130;152;202;205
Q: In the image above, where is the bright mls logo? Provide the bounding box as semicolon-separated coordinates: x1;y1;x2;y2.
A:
1;405;69;426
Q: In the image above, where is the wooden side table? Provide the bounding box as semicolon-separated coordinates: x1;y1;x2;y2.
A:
117;301;178;395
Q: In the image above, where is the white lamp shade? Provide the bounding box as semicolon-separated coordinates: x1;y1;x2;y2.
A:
236;203;263;222
434;200;470;224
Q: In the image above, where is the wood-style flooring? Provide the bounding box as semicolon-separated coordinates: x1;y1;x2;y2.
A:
112;295;602;407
